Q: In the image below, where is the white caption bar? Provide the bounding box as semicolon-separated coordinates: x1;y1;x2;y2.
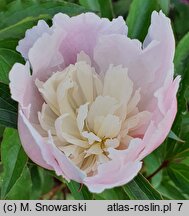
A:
0;200;187;216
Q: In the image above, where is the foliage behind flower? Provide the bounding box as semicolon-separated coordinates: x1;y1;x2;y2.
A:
181;0;189;4
9;11;180;193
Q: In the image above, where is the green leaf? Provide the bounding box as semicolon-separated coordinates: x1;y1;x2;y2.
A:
166;46;189;157
181;157;189;168
113;0;132;17
158;0;170;14
0;39;18;49
173;149;189;160
66;180;93;200
167;163;189;196
53;173;93;200
79;0;100;11
0;0;6;11
157;179;187;200
0;15;49;41
94;187;129;200
174;32;189;76
0;83;18;128
29;165;42;199
0;0;86;40
0;41;24;84
144;151;163;187
166;63;189;157
126;0;157;41
1;128;28;199
5;165;32;200
30;166;54;199
39;168;55;195
184;86;189;102
122;173;163;200
0;125;5;137
172;0;189;40
98;0;114;19
168;130;185;143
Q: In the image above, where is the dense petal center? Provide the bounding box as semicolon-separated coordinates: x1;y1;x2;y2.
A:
36;53;151;176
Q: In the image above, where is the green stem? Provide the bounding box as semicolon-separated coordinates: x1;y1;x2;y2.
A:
147;160;169;180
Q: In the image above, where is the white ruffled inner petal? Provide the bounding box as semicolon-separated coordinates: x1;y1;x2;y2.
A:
36;52;151;176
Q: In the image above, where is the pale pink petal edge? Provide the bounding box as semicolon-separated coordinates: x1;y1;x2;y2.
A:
19;109;86;182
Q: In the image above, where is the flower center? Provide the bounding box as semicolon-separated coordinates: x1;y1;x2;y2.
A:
36;53;151;176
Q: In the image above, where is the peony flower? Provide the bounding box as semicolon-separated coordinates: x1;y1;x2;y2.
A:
9;11;180;193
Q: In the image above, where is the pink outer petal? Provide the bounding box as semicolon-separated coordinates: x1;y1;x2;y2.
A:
18;110;52;170
53;12;128;67
17;20;51;59
9;62;30;106
84;139;143;193
143;11;175;62
93;35;161;112
26;12;128;81
9;62;43;123
53;13;127;35
19;109;86;182
94;11;175;111
139;11;175;108
155;75;181;115
28;28;65;81
94;34;142;75
138;76;181;160
84;76;180;193
85;161;142;193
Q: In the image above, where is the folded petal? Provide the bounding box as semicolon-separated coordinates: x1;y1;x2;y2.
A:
87;96;119;129
84;140;143;193
17;20;51;59
94;11;175;112
9;62;43;123
143;11;175;62
28;28;65;80
155;75;181;115
95;114;121;139
9;62;30;106
38;103;57;135
19;109;85;182
18;109;54;170
94;34;142;74
53;12;128;67
138;76;180;160
75;61;95;103
137;11;175;110
55;114;88;148
103;65;133;106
